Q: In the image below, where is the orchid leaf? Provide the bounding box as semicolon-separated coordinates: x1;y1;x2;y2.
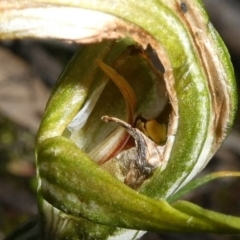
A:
169;171;240;203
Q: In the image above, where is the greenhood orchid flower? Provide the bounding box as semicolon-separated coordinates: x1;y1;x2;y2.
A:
1;0;239;240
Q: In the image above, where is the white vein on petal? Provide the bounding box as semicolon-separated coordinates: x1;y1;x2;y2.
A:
68;80;107;133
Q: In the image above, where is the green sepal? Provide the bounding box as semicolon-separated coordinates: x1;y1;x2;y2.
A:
38;136;240;234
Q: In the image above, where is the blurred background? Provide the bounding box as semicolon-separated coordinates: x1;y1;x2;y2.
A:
0;0;240;239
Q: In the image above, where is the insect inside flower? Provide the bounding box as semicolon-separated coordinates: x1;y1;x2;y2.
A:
68;44;173;189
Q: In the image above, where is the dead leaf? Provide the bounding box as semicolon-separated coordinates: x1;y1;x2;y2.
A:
0;47;50;132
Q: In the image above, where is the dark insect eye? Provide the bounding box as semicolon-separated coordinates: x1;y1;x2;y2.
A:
180;2;188;13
